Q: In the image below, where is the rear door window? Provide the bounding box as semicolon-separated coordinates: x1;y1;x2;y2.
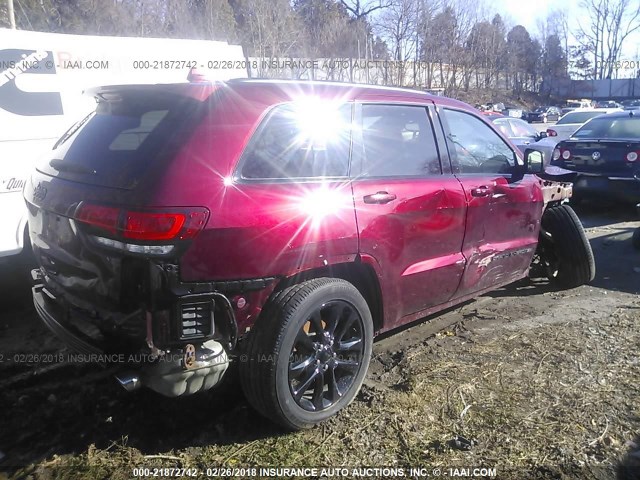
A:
358;104;441;177
240;102;352;179
38;92;203;189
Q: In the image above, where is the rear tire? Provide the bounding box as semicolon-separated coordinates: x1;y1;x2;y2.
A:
239;278;373;430
539;204;595;288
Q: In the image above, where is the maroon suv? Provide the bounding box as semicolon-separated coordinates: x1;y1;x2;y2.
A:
25;79;595;429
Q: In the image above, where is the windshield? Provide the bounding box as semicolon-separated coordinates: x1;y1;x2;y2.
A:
557;111;604;125
572;116;640;139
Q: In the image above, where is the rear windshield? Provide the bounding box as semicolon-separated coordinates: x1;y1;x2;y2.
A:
38;91;203;189
573;116;640;139
557;111;604;125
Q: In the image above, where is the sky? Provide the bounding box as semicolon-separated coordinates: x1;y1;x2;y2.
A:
494;0;640;62
494;0;557;33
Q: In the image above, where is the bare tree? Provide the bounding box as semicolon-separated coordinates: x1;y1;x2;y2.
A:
339;0;392;20
450;0;484;92
375;0;418;85
233;0;301;61
577;0;640;79
506;25;538;94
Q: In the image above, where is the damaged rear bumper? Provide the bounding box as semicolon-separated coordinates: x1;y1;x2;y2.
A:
32;271;233;397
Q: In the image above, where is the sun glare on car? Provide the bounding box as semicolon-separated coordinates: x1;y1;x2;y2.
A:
297;186;351;227
290;98;346;146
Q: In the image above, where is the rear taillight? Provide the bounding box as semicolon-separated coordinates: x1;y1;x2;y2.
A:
76;204;120;235
625;151;639;162
547;129;557;137
124;212;186;241
75;203;209;244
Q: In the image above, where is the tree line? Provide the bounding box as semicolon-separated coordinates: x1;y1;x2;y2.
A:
1;0;638;95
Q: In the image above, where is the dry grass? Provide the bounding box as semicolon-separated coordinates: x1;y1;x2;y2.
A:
11;299;639;480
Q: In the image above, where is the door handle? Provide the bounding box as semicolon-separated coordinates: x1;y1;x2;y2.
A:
470;186;491;197
363;191;397;204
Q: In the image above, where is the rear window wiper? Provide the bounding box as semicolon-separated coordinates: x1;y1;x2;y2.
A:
53;111;96;150
48;159;96;175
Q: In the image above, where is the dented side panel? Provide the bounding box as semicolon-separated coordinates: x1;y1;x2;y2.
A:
351;178;468;327
455;174;545;298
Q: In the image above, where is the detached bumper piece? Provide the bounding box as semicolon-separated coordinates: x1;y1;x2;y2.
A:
33;283;103;356
32;269;232;398
115;340;229;397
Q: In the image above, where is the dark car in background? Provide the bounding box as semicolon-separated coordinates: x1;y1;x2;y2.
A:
550;111;640;204
524;106;561;123
621;99;640;111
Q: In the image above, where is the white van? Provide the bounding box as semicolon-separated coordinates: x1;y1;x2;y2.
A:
0;28;246;259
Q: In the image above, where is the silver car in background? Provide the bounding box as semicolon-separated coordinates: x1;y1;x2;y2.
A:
546;108;623;141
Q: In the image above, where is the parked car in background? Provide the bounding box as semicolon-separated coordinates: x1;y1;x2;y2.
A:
534;109;622;169
24;79;594;429
546;109;622;140
492;116;553;167
621;99;640;111
502;104;524;118
560;100;593;116
549;111;640;204
595;100;623;109
524;106;561;123
566;100;593;109
480;110;504;118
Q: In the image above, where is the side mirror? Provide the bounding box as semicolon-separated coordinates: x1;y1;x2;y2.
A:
538;131;548;139
524;148;544;174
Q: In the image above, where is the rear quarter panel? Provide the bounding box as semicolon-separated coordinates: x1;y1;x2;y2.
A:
151;87;360;282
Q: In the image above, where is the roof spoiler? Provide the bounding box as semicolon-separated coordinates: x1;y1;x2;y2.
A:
83;82;219;102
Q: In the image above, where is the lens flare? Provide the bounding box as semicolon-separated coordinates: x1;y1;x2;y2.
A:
291;98;346;146
297;187;349;226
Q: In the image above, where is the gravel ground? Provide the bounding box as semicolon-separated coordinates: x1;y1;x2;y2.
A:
0;202;638;480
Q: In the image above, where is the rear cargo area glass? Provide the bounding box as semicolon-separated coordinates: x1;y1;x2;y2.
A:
37;92;201;189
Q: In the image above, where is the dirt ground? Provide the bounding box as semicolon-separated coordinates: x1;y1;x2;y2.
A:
0;202;638;480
